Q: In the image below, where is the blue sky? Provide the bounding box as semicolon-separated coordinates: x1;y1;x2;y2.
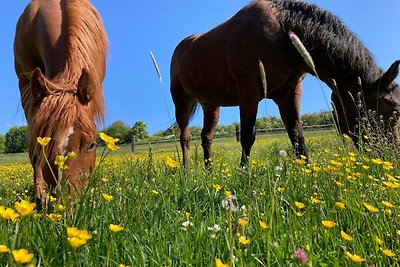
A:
1;0;399;135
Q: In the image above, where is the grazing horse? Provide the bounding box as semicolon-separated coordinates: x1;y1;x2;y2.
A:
14;0;107;206
170;0;400;167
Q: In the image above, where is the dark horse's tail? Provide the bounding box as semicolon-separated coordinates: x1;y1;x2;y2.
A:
166;101;199;134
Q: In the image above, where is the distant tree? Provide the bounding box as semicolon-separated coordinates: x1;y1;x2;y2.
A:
301;111;333;126
126;121;149;142
189;126;202;137
0;134;5;154
5;126;28;153
103;121;130;144
255;116;284;129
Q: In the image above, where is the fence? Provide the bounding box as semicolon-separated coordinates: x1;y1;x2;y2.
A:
124;124;335;149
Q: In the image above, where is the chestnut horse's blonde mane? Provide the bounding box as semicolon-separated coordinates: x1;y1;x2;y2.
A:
22;0;108;162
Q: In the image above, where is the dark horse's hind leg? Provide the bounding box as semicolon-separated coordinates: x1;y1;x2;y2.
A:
274;82;308;159
201;105;220;169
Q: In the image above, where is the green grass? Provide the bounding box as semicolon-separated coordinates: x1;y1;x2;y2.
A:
0;130;399;266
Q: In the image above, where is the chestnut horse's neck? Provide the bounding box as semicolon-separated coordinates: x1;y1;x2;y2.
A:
272;0;382;93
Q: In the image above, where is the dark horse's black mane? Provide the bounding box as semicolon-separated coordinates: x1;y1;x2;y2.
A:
268;0;380;86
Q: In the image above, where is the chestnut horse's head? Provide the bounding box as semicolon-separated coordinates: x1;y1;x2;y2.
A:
29;67;98;195
332;60;400;146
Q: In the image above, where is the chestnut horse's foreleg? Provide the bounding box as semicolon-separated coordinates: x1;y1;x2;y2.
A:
201;105;220;169
33;164;47;208
239;97;259;167
274;83;308;159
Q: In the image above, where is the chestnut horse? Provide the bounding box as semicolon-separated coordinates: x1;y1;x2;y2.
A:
14;0;107;206
170;0;400;167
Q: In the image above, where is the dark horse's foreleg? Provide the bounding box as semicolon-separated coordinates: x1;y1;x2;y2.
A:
239;95;259;167
201;105;220;169
171;86;196;168
274;82;308;159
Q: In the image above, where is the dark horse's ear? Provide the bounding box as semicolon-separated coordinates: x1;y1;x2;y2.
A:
77;68;94;105
378;60;400;91
30;67;47;101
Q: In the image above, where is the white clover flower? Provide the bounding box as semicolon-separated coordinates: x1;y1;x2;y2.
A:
279;150;288;157
181;220;193;230
275;166;283;172
207;224;221;232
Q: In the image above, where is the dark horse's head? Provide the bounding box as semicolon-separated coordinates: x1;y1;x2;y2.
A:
28;67;98;197
332;60;400;146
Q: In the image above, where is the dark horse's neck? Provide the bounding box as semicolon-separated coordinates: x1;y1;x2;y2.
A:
272;0;382;92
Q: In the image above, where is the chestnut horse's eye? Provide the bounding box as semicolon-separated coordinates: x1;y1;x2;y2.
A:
87;141;97;152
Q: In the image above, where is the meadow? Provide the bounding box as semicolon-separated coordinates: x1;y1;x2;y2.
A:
0;130;399;266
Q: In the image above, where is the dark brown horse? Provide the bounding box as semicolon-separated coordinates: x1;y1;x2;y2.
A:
170;0;400;167
14;0;107;205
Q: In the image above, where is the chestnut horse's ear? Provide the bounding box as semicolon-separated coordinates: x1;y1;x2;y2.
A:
378;60;400;92
77;68;94;105
30;67;47;101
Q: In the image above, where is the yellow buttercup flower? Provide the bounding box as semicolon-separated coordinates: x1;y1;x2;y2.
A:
239;235;250;245
12;249;34;264
321;220;337;228
37;137;51;147
109;224;124;233
102;193;113;201
55;155;69;170
67;151;76;159
345;252;365;263
381;248;396;257
99;132;120;151
66;226;92;250
371;158;383;165
363;202;379;213
259;220;267;229
277;187;285;193
67;227;92;241
375;236;384;245
335;202;346;210
213;184;222;192
311;196;322;204
382;181;400;189
295;201;306;209
14;200;36;217
225;191;232;197
382;201;394;208
0;245;9;253
47;213;63;222
55;204;65;212
67;237;87;250
47;196;57;203
166;157;180;169
238;218;248;227
215;258;229;267
0;206;19;221
340;230;352;241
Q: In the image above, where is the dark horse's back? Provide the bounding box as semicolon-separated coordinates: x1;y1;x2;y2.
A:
171;0;310;107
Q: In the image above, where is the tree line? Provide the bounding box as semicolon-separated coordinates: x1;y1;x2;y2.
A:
0;111;333;154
